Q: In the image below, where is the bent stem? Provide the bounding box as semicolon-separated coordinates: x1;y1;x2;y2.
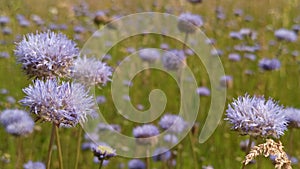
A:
55;125;64;169
74;127;83;169
46;124;56;169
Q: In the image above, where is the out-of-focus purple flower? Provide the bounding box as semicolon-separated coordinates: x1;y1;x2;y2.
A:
291;50;299;57
225;94;287;138
229;32;243;40
20;79;95;128
0;16;10;26
0;52;10;58
159;114;187;133
19;19;30;27
15;31;79;79
220;75;233;88
74;25;86;34
96;95;106;104
187;0;202;4
258;58;281;71
210;48;223;56
72;56;112;86
126;47;136;54
2;27;12;35
0;88;8;95
160;43;169;50
240;139;255;152
202;165;214;169
136;104;144;110
128;159;146;169
139;48;160;63
177;13;203;33
228;53;241;62
6;96;15;104
31;14;44;26
23;161;45;169
205;38;216;45
164;134;178;144
244;53;256;61
162;50;185;71
152;147;171;162
283;107;300;128
244;15;254;22
234;9;243;17
0;109;34;136
292;24;300;34
196;87;210;96
275;29;297;42
93;10;110;26
133;124;159;145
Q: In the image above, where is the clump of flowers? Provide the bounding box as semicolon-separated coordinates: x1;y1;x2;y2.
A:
20;78;95;127
14;31;78;79
0;109;34;136
72;56;112;86
225;94;287;138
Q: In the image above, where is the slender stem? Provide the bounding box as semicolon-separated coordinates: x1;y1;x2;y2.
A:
55;125;64;169
188;132;199;168
46;124;56;169
15;137;23;169
241;136;253;169
98;159;103;169
74;127;83;169
176;144;183;169
182;32;189;51
146;147;150;169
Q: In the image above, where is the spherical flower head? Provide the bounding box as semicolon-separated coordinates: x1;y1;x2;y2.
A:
14;31;79;79
0;16;10;26
23;160;45;169
92;144;116;160
274;28;297;42
258;58;281;71
0;109;34;137
162;50;186;71
128;159;146;169
177;13;203;33
228;53;241;62
133;124;159;145
196;87;210;96
283;107;300;128
159;114;187;133
220;75;233;88
225;94;287;138
152;147;171;162
139;48;160;63
72;56;112;86
20;78;95;128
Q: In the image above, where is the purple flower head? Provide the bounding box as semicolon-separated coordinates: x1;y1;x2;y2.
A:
159;114;187;133
152;147;171;162
15;31;79;79
283;107;300;128
234;9;243;17
96;95;106;104
0;16;10;26
229;32;243;40
31;14;44;26
228;53;241;62
23;161;45;169
244;53;256;61
177;13;203;33
187;0;202;4
2;27;12;35
20;79;95;128
92;144;116;160
163;134;178;144
225;94;287;138
258;58;281;71
128;159;146;169
292;24;300;34
0;109;34;136
220;75;233;88
162;50;186;71
72;56;112;86
196;86;210;96
274;29;297;42
133;124;159;145
139;48;160;63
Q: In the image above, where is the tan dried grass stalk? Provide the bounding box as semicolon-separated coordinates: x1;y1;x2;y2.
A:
243;139;292;169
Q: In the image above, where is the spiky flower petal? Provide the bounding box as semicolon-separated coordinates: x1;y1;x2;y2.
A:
15;31;78;79
72;56;112;86
225;94;287;138
20;78;95;128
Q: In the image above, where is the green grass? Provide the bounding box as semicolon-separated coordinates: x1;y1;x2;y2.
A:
0;0;300;169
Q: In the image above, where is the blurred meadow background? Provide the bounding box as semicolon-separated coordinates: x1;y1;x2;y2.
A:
0;0;300;169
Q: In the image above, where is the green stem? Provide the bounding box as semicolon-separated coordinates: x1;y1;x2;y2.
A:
74;127;83;169
15;137;23;169
55;125;64;169
189;132;199;168
146;148;150;169
98;159;103;169
182;32;189;51
241;136;253;169
46;124;56;169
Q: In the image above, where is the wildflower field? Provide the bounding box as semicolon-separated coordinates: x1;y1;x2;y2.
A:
0;0;300;169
